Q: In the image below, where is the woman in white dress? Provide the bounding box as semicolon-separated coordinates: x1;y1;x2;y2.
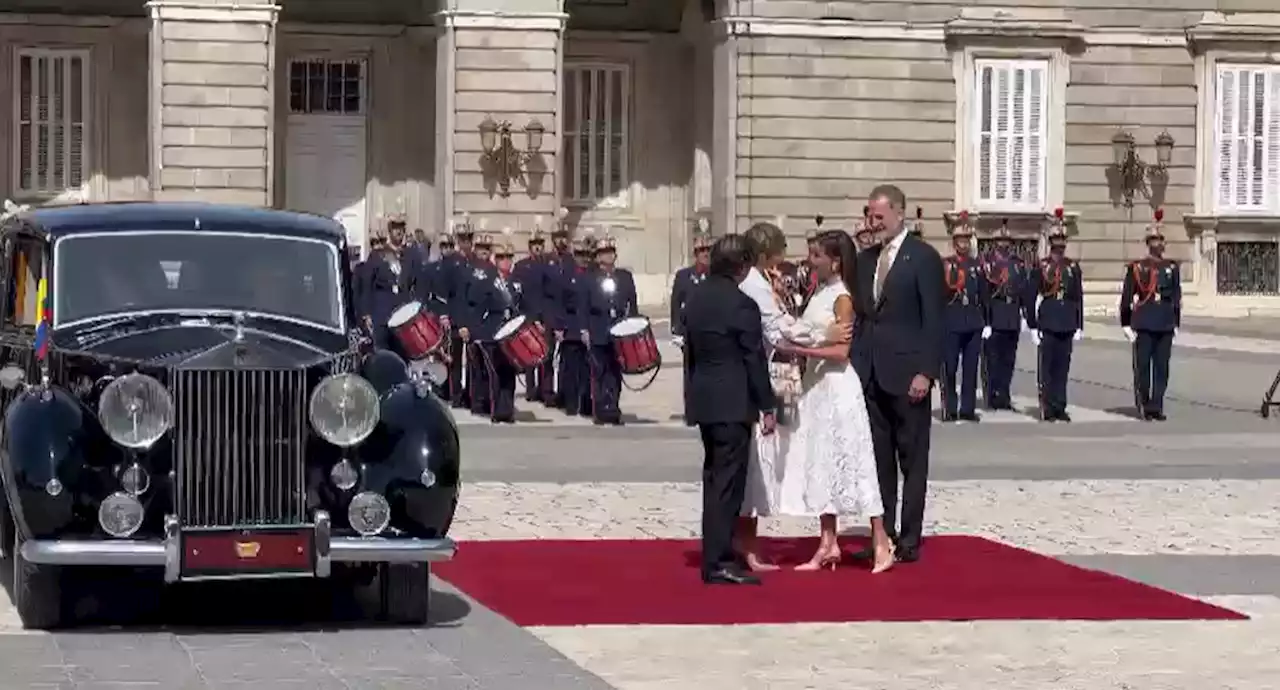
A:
774;230;895;573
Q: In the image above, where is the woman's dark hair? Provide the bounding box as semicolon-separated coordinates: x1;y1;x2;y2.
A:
709;233;755;278
815;230;858;296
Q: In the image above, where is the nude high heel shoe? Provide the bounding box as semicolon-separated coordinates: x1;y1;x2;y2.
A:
871;542;896;574
794;544;841;571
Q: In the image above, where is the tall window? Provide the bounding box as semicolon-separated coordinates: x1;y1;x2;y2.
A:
1215;64;1280;213
12;48;89;197
972;58;1047;210
563;63;630;208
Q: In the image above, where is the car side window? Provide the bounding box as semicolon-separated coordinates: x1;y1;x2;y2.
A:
2;236;45;329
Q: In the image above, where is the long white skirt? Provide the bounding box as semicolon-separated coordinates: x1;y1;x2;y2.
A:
741;363;882;518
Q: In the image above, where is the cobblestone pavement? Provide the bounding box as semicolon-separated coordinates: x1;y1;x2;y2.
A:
0;326;1275;687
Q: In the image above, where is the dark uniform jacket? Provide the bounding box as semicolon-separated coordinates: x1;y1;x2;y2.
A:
585;268;639;345
1120;257;1181;333
983;251;1028;332
669;266;707;337
1025;255;1084;334
942;254;988;333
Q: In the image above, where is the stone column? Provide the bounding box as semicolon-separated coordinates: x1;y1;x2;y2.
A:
148;0;279;206
709;15;739;235
435;1;567;235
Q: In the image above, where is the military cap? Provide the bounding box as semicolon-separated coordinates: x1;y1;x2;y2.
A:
1046;207;1068;239
1145;208;1165;241
948;209;974;238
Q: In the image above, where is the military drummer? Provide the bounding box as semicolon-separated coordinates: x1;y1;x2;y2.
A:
1120;208;1180;422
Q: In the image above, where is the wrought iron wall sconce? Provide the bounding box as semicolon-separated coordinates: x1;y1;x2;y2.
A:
1110;129;1175;208
479;115;545;198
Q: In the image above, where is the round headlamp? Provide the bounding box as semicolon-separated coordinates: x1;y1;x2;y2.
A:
98;374;174;449
309;373;379;447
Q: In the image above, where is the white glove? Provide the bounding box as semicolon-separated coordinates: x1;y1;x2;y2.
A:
1031;329;1042;346
981;326;992;340
1020;318;1029;333
671;335;685;349
1172;328;1178;342
1073;329;1083;342
1122;326;1136;342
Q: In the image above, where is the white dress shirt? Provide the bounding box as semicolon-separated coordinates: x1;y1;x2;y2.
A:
874;227;910;302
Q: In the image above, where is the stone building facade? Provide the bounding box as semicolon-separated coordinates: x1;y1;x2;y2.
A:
4;0;1280;311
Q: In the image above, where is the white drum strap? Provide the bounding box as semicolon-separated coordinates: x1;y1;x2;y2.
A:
551;340;562;392
461;341;469;389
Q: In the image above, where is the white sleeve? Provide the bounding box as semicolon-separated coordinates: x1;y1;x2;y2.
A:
739;277;792;347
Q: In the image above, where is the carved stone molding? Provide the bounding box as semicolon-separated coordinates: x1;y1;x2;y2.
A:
1187;12;1280;53
944;8;1086;46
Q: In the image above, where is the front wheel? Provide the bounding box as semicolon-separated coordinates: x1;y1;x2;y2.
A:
377;563;431;625
12;535;64;630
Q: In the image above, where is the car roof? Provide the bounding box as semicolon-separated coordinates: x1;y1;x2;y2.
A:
10;202;347;244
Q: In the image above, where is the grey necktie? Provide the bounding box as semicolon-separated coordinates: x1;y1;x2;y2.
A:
874;246;892;300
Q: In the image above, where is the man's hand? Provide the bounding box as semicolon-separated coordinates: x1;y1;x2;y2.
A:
1122;326;1136;342
1020;318;1029;333
1073;329;1083;342
825;320;853;344
581;330;590;346
1031;329;1042;346
361;315;373;332
981;326;993;340
671;335;685;349
907;374;931;403
459;327;470;341
759;411;777;436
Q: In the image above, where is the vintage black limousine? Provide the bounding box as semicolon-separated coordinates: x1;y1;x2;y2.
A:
0;201;458;629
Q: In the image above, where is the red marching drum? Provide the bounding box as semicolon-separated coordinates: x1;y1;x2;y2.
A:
387;301;445;360
609;317;661;376
494;315;549;372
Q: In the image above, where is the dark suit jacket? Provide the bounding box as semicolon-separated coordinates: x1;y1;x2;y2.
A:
682;275;778;425
850;233;946;396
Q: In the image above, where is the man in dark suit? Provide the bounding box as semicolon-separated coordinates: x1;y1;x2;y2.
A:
682;234;778;586
849;184;945;563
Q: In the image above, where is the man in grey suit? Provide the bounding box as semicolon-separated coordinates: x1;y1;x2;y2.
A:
849;184;945;563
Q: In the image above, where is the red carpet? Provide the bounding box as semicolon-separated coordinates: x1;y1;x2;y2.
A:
434;536;1247;626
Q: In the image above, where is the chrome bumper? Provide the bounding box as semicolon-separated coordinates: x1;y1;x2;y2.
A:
18;511;457;583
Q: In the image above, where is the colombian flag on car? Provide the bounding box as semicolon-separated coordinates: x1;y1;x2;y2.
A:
33;278;50;361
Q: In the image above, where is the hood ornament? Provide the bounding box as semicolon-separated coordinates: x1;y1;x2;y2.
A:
231;312;247;344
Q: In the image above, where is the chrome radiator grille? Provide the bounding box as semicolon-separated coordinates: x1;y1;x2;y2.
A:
172;369;309;526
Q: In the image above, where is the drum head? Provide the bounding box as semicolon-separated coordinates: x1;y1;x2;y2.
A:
609;317;649;337
388;301;424;328
495;315;527;340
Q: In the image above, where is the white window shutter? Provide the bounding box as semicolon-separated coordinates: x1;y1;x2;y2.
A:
1025;64;1046;206
1217;68;1237;209
1267;70;1280;206
974;59;1047;209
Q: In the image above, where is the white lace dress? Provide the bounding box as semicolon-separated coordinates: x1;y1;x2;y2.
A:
751;281;884;518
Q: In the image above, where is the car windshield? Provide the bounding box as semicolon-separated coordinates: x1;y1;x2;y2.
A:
53;231;344;330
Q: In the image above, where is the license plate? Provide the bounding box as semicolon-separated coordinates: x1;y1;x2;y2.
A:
180;528;314;579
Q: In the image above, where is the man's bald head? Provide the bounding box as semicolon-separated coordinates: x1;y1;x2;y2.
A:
867;184;907;239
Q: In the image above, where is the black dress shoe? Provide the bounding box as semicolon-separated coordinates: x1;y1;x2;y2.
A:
702;567;762;585
895;545;920;563
1150;411;1167;421
1057;411;1072;423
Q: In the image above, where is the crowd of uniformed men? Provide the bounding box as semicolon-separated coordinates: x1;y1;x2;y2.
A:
351;213;638;426
352;203;1181;426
